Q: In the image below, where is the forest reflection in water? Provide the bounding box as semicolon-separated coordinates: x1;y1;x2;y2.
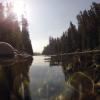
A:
0;55;99;100
29;55;100;100
29;56;74;100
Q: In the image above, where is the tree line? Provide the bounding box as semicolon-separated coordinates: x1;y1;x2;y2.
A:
42;2;100;55
0;2;33;55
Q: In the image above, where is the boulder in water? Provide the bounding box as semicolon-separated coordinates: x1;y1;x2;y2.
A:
0;42;16;65
0;42;15;58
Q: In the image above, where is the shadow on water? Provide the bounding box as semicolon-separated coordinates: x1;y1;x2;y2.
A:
0;55;33;100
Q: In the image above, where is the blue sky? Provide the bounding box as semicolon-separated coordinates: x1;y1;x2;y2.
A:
26;0;100;53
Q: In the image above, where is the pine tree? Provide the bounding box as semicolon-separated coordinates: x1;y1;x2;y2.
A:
22;15;33;55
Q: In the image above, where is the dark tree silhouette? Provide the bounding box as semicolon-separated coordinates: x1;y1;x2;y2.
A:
0;2;33;55
22;16;33;55
43;2;100;55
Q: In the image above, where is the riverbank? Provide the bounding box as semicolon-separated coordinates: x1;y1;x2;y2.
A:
0;53;33;100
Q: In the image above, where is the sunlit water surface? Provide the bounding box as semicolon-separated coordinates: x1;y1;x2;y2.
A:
29;56;68;100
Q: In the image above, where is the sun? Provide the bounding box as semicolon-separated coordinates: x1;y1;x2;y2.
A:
13;0;25;20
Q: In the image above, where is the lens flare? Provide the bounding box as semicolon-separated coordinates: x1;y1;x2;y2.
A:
13;0;25;20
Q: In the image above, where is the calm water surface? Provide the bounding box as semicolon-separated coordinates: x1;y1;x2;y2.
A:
29;56;68;100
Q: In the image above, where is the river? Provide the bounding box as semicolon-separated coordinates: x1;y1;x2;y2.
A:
29;55;68;100
0;55;98;100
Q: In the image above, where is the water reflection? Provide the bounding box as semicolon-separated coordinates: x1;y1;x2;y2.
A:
2;55;98;99
29;56;66;100
49;54;100;100
1;54;99;100
29;56;81;100
0;55;33;100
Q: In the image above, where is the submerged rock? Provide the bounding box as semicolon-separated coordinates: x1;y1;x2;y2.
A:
68;72;95;100
69;72;94;94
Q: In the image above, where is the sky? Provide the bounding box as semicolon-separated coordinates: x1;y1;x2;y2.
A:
7;0;100;53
